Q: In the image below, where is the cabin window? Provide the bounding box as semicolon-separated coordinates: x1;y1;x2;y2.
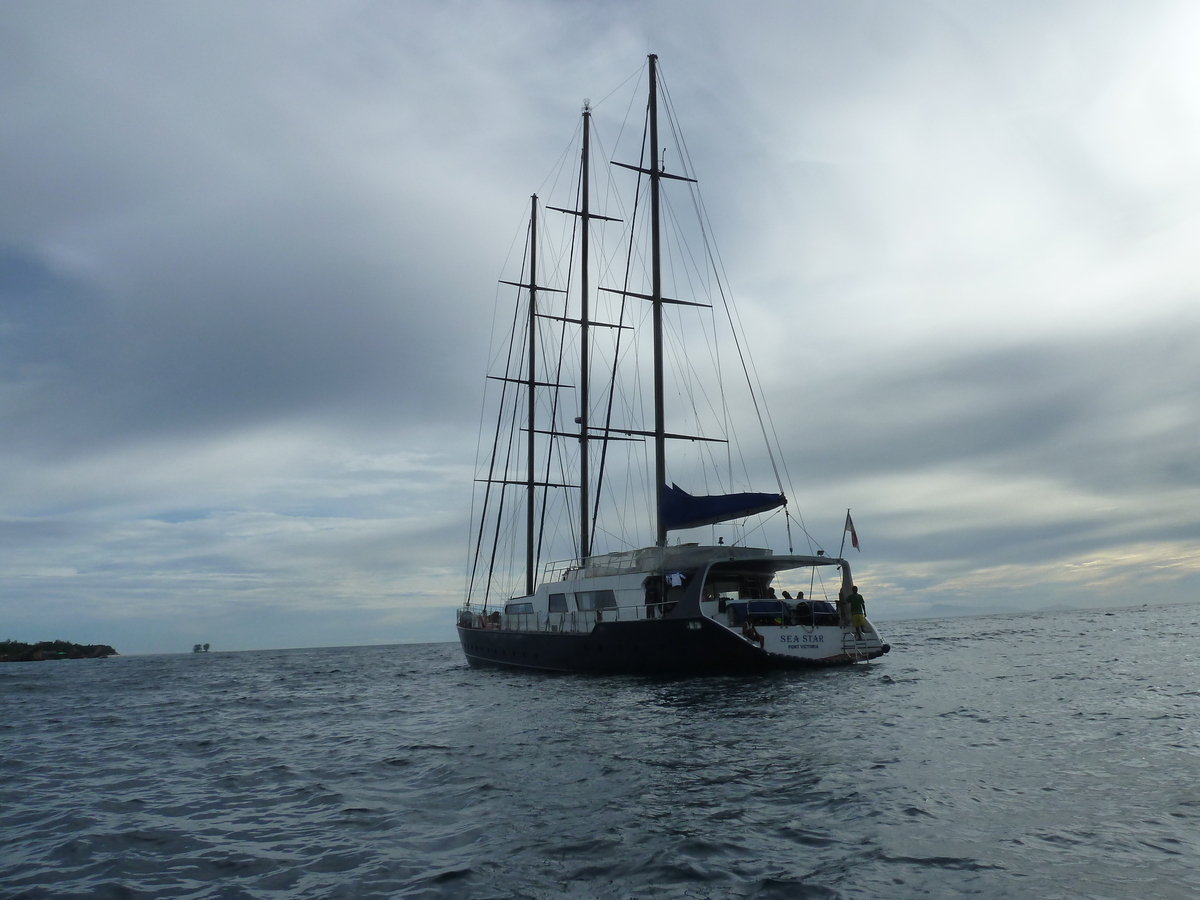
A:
548;593;569;613
737;578;772;599
576;590;617;611
706;580;740;600
505;602;534;615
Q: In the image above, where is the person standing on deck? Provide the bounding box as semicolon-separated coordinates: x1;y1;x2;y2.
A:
847;586;867;640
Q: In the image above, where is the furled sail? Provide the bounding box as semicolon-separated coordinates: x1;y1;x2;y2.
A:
660;483;786;532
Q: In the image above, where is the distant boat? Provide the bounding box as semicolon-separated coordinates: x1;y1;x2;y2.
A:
457;55;890;674
192;643;210;653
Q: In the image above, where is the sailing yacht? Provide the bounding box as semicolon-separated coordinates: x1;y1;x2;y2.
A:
457;56;890;674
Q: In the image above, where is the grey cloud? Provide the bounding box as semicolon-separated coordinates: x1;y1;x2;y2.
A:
724;318;1200;582
0;242;480;457
779;321;1200;492
4;1;1200;647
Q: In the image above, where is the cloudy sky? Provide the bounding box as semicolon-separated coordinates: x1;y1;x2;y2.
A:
3;1;1199;653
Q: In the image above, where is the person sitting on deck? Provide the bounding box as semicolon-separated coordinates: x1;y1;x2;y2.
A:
742;619;764;648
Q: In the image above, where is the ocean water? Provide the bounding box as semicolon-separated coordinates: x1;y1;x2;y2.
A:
2;604;1199;899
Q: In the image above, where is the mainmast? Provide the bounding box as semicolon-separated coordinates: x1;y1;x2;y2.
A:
550;103;621;560
526;194;538;595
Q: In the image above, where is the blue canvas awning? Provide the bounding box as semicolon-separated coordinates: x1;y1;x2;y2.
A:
660;483;786;532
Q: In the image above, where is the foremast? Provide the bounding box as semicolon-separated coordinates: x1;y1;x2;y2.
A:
495;194;568;598
579;107;593;560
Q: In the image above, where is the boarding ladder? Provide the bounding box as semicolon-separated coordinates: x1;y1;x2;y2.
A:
842;631;871;662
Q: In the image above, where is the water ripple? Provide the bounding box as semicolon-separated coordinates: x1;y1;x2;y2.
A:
3;606;1200;898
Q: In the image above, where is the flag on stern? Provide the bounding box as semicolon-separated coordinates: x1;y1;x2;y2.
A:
844;511;859;551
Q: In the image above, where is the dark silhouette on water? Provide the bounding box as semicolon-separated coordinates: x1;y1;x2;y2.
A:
0;640;117;662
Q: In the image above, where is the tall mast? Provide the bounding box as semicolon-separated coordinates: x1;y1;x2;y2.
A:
649;54;666;547
579;106;592;561
551;105;619;559
526;194;538;595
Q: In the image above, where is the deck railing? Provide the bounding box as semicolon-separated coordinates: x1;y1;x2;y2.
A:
539;555;648;581
539;559;577;582
458;601;675;635
456;603;870;640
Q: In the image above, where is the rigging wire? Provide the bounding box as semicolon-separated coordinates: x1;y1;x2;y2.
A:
466;219;533;608
537;198;580;567
658;70;826;553
591;95;649;552
487;293;534;604
472;58;838;600
466;199;554;602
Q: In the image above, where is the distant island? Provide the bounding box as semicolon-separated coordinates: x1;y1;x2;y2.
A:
0;640;118;662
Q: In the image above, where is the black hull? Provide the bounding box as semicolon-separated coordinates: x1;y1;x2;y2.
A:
457;616;882;675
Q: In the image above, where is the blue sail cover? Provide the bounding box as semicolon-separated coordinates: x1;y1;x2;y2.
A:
660;483;786;532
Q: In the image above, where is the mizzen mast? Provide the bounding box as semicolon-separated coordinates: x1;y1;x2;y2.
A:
609;54;701;547
649;55;667;547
